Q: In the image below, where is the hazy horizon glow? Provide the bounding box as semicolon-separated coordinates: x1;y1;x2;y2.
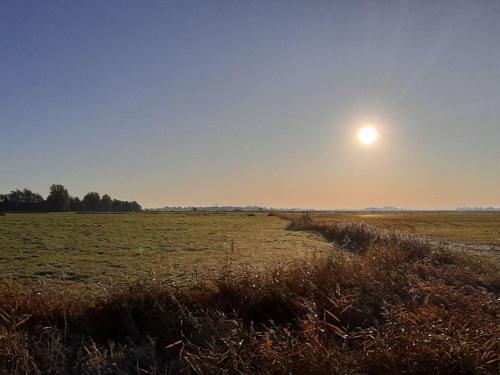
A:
1;1;500;209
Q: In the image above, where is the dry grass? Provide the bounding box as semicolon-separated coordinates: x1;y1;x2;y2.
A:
286;213;436;257
0;214;499;374
282;211;500;247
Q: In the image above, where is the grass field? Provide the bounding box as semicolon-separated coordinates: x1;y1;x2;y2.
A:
289;211;500;247
1;212;499;286
1;212;499;373
0;212;331;286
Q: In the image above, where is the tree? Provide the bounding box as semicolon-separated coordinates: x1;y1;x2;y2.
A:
83;192;100;211
69;196;84;211
0;186;143;213
0;189;45;211
46;185;70;212
100;194;112;212
130;201;142;212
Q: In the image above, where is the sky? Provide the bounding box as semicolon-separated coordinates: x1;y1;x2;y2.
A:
1;1;500;209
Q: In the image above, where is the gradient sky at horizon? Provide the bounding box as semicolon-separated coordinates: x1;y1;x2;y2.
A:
1;1;500;209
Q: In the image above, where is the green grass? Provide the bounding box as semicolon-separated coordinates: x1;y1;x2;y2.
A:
2;212;499;287
292;211;500;247
0;213;330;286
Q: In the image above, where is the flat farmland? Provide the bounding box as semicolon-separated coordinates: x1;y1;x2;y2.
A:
0;212;331;286
1;211;499;287
1;211;499;374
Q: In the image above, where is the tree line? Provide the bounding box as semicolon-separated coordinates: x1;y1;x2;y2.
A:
0;185;142;212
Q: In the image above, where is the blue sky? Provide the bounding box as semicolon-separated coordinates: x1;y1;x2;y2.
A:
1;1;499;208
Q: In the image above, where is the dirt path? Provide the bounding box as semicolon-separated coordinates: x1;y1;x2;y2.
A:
432;239;500;254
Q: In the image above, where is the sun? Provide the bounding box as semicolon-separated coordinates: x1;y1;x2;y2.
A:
359;126;377;145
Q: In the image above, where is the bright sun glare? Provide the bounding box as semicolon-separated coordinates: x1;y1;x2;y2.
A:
359;126;377;145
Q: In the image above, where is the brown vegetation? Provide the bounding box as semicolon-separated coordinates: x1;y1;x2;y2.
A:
286;213;436;256
0;215;499;374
